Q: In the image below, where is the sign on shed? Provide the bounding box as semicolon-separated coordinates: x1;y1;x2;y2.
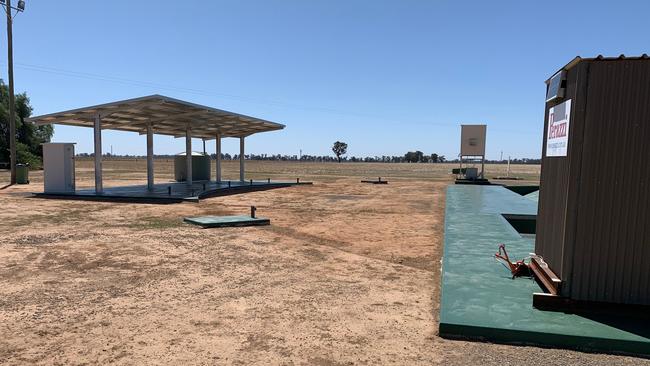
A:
545;99;571;157
460;125;486;156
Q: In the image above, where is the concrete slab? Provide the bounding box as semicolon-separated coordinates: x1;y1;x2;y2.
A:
184;215;270;228
439;185;650;357
34;180;311;204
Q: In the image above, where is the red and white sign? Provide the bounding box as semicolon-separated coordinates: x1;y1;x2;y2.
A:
546;99;571;157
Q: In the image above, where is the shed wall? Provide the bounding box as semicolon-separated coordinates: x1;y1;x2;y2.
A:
536;59;650;305
535;63;584;280
569;60;650;304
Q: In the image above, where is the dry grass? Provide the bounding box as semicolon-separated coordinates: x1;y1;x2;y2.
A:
1;158;542;187
0;161;646;365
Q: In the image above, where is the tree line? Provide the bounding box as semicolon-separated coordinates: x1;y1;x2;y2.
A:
75;153;540;164
78;152;446;163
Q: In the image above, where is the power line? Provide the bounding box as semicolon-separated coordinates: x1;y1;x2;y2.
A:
0;61;463;127
0;61;540;135
2;61;413;120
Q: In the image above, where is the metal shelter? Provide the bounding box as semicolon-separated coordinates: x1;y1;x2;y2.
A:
26;95;285;193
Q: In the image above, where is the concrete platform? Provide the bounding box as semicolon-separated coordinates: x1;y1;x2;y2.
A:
34;180;310;204
439;185;650;357
184;215;270;228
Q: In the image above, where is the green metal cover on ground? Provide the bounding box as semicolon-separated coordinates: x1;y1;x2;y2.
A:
184;215;270;228
439;185;650;356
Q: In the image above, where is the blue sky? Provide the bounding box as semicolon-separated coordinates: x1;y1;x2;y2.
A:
1;1;648;159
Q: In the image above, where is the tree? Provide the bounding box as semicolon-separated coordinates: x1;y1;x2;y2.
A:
0;80;53;168
404;151;424;163
332;141;348;163
430;153;439;163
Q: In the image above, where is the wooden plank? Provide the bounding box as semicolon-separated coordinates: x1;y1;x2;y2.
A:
530;256;561;295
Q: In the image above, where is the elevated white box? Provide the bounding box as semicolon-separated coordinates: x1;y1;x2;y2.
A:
460;124;486;156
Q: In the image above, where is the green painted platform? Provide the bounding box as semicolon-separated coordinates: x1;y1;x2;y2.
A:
184;215;270;228
34;180;311;204
524;190;539;202
439;185;650;357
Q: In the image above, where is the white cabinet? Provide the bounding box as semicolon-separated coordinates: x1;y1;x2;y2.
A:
43;143;76;193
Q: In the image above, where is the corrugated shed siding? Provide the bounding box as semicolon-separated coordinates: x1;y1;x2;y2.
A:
571;60;650;304
534;68;579;279
535;145;569;276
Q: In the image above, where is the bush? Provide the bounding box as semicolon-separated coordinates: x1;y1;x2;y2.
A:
16;142;42;169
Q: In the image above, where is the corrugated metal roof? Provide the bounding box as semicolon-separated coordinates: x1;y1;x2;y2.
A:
26;95;285;139
545;54;650;83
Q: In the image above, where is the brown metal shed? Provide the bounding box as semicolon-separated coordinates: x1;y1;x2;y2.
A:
535;55;650;306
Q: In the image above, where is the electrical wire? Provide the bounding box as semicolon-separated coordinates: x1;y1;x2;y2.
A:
0;61;540;136
2;61;451;125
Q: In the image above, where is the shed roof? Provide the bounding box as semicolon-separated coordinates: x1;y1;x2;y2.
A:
546;54;650;83
26;95;285;139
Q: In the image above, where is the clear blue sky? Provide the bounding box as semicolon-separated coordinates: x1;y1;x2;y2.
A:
1;1;648;159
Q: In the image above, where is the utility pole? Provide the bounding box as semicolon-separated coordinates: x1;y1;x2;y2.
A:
2;0;24;184
5;0;16;184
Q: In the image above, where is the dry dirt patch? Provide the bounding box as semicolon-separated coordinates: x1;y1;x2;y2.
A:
0;161;646;365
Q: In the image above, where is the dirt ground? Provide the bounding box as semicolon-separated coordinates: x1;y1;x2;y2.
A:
0;161;647;365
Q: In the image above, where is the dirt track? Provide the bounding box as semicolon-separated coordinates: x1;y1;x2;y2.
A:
0;161;647;365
